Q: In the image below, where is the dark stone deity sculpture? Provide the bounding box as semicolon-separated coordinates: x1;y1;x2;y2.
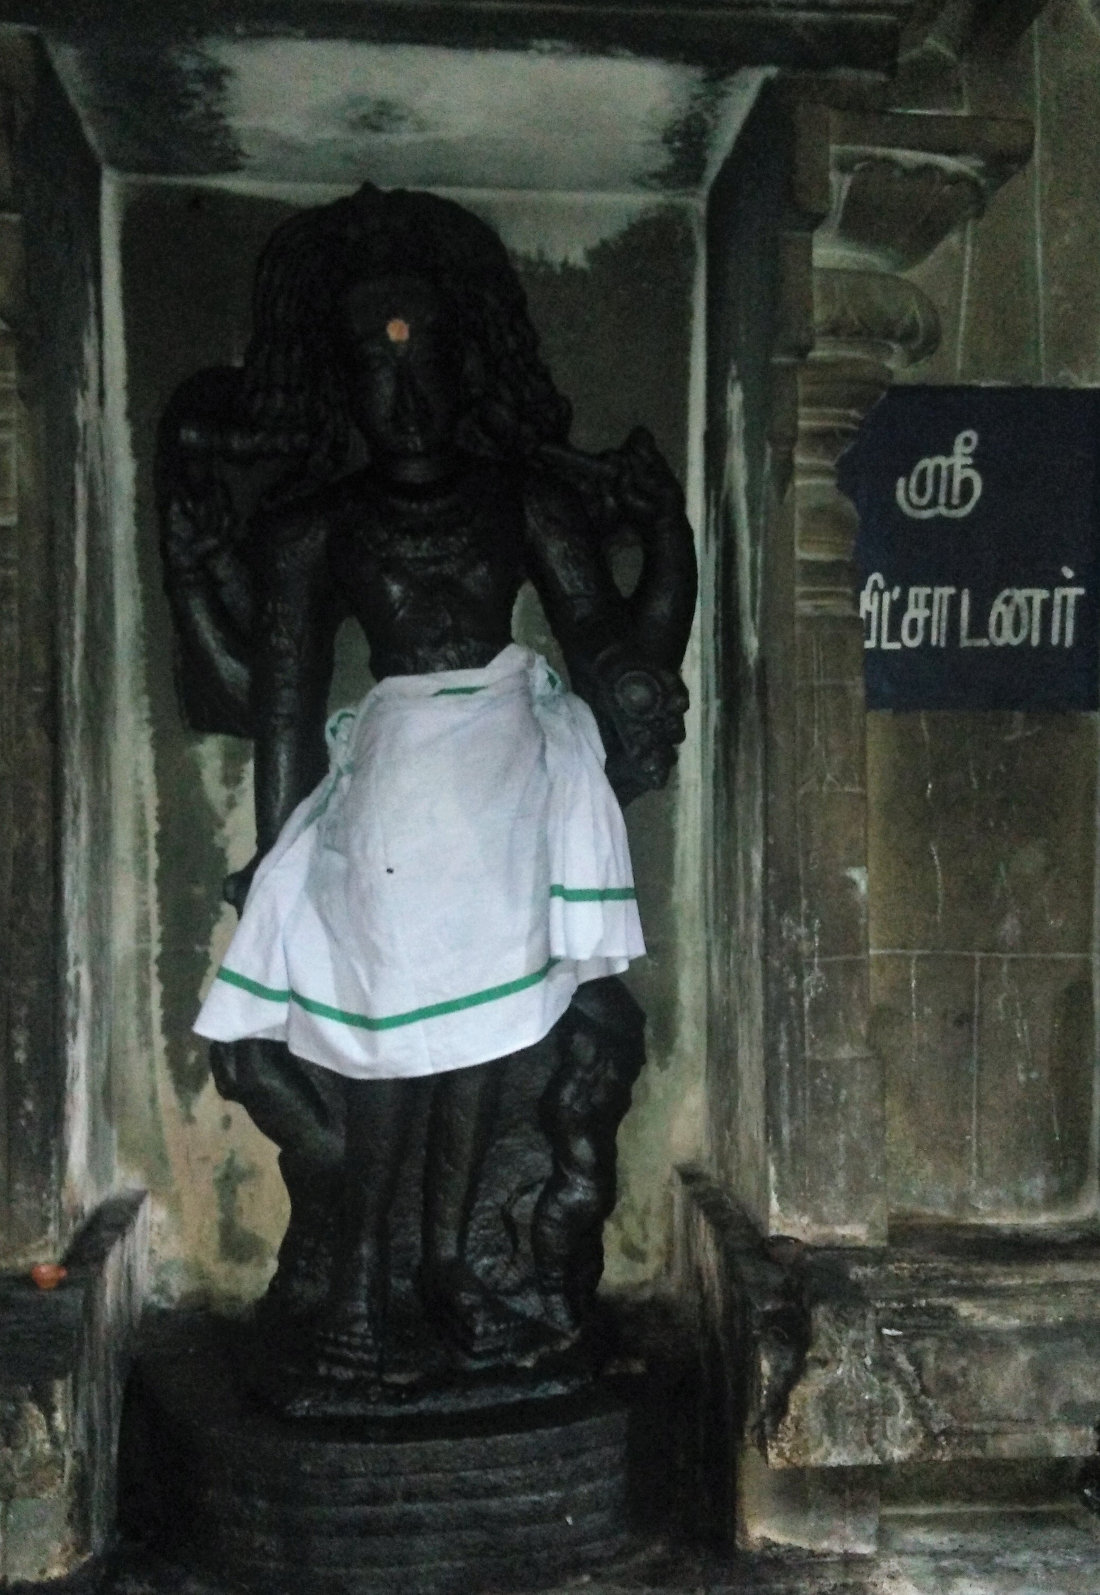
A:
157;183;696;1412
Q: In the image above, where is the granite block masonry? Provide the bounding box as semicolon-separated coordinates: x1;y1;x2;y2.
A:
0;1194;148;1585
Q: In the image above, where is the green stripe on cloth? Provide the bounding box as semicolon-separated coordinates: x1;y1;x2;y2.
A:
216;969;290;1003
215;958;557;1032
432;685;485;696
549;884;636;902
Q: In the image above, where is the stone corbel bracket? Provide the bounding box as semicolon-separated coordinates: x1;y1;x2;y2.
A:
797;268;940;594
818;110;1035;273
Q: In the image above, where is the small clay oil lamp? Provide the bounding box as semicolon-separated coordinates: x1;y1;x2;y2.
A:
30;1263;67;1291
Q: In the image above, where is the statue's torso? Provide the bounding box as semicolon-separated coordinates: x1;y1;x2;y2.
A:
322;458;527;678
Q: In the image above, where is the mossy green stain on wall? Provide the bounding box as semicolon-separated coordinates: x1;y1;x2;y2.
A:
213;1148;268;1265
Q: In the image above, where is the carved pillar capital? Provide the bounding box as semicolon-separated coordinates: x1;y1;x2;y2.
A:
811;266;940;368
797;269;940;588
795;110;1030;610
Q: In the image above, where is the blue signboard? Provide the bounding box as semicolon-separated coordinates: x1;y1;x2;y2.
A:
839;387;1100;710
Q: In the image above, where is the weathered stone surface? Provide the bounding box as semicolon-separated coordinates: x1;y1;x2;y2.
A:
64;1502;1100;1593
0;1193;148;1585
678;1171;1100;1505
973;957;1093;1216
873;952;977;1218
796;614;866;691
738;1449;879;1554
867;712;1097;957
4;1494;78;1584
772;105;1027;1253
795;789;869;959
18;0;920;139
872;947;1093;1224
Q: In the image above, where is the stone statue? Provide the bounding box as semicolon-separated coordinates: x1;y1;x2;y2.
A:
156;184;696;1405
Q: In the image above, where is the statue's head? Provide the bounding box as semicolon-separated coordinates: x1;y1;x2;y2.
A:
240;184;571;475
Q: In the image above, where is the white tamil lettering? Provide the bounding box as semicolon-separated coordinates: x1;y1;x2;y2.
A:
1018;588;1049;646
989;589;1031;647
860;572;885;650
896;429;983;521
959;588;989;647
1052;583;1086;647
897;457;938;516
931;586;956;646
901;586;933;648
879;585;904;650
863;572;1085;654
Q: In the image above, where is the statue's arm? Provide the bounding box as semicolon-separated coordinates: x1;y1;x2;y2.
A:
538;427;697;673
250;509;340;859
609;428;697;672
523;471;689;798
156;371;257;736
522;470;633;669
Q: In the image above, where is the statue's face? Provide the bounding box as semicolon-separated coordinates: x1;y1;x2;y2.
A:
341;274;463;466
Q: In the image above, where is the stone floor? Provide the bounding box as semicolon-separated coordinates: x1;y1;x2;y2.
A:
100;1506;1100;1595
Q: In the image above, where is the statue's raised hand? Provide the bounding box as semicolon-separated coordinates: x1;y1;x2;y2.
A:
609;426;686;538
590;640;689;804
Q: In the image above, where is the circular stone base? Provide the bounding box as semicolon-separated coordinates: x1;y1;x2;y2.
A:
124;1314;636;1595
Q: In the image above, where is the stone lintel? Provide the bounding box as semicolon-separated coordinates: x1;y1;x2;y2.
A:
678;1169;1100;1486
0;1192;148;1584
0;1;917;78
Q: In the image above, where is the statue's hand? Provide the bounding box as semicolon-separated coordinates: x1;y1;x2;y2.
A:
223;852;261;916
162;503;228;584
610;427;687;535
590;642;689;799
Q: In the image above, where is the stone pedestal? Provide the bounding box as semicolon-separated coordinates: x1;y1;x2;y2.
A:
124;1313;638;1595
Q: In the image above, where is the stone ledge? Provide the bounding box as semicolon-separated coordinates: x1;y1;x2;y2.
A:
0;1192;149;1585
676;1169;1100;1476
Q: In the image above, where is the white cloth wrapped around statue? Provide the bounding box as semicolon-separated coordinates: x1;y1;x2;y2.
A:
194;644;645;1080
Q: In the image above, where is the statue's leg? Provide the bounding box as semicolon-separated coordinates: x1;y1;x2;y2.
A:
210;1038;344;1169
532;976;646;1334
313;1075;422;1375
210;1040;345;1320
420;1058;524;1356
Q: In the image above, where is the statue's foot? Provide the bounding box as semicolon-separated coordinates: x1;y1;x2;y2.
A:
423;1260;566;1364
310;1303;385;1382
532;1287;582;1342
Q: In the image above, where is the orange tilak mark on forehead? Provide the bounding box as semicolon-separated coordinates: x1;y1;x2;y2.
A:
386;318;410;344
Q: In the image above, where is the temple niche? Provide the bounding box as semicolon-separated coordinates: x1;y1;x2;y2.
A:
1;0;1100;1590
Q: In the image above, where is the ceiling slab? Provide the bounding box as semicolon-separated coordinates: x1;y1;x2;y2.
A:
49;37;766;193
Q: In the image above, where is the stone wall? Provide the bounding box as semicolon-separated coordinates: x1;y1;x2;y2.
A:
871;0;1100;1225
0;39;124;1266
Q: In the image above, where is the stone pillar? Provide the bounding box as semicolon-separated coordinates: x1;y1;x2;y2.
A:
770;268;939;1248
763;108;1032;1250
682;99;1034;1555
0;38;64;1269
